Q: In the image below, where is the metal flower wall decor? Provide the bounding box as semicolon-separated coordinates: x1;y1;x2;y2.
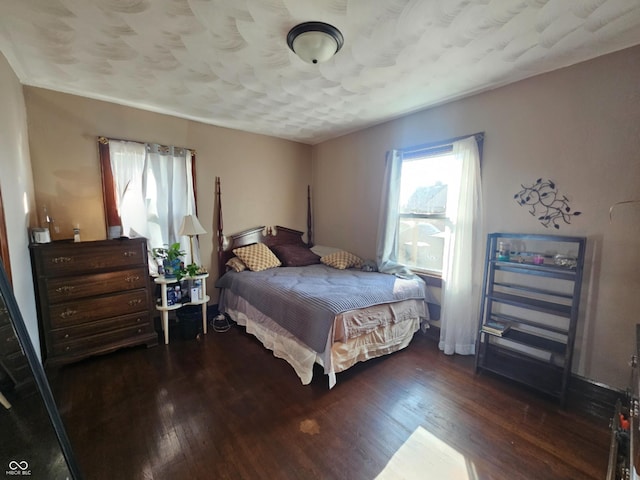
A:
514;178;582;229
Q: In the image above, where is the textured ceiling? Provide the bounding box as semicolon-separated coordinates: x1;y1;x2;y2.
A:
1;0;640;145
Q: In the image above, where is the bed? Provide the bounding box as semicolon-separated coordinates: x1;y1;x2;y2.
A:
214;179;428;388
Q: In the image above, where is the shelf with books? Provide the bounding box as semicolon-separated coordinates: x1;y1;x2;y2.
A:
474;233;586;406
481;320;510;336
496;329;566;355
489;312;569;335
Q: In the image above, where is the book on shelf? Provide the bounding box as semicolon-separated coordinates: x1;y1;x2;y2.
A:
481;320;510;336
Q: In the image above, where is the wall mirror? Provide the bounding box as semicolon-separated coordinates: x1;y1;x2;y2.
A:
0;258;83;478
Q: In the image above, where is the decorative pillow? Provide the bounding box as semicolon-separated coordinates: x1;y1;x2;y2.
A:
233;243;281;271
226;256;247;272
270;244;321;267
320;250;363;270
311;244;342;258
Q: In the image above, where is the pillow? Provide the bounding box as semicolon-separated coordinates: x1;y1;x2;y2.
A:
233;243;281;271
225;256;247;272
270;244;321;267
320;250;363;270
311;244;342;258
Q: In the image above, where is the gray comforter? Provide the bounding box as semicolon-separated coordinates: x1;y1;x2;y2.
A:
216;264;426;352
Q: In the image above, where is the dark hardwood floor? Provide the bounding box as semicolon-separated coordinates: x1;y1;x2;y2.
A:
49;323;610;480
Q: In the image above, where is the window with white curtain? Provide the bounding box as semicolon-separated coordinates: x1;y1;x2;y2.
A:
98;137;198;275
377;134;484;355
397;146;456;276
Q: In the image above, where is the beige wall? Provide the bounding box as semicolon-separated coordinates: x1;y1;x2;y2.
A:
8;44;640;390
312;45;640;391
24;88;312;297
0;53;39;354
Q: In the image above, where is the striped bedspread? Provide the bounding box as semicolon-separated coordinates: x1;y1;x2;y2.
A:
216;264;426;352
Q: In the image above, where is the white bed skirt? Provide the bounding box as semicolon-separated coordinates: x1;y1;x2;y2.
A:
221;290;422;388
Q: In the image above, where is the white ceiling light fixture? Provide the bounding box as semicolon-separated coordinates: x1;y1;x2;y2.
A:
287;21;344;64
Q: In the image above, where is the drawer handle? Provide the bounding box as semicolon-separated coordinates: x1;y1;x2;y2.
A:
123;251;137;257
137;328;142;333
136;318;141;323
55;286;76;294
51;256;72;264
65;346;70;351
60;309;77;319
125;275;140;283
128;299;142;306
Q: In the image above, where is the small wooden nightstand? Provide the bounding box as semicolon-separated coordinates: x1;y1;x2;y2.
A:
154;273;209;345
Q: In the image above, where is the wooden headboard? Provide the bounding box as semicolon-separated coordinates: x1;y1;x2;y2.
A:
215;177;312;279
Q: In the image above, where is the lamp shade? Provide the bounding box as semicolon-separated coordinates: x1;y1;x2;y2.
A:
287;22;344;64
178;214;206;237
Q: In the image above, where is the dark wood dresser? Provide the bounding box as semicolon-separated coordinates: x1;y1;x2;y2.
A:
30;238;158;367
0;301;33;392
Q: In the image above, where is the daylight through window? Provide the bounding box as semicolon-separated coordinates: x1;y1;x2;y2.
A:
397;146;457;275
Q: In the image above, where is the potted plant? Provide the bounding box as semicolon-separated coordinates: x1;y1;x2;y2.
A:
179;263;208;303
182;263;206;278
152;242;185;278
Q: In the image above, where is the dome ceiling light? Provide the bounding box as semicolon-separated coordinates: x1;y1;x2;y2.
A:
287;21;344;64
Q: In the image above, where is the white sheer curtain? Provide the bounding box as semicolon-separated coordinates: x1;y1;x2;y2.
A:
109;141;197;274
376;149;417;278
438;136;483;355
109;141;148;239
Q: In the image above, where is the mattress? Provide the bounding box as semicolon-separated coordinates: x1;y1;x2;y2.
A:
216;264;427;353
220;289;423;387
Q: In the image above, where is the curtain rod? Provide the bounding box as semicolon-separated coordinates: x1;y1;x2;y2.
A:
97;136;196;156
399;131;484;156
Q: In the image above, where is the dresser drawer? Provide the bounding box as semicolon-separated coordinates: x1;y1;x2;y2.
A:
35;239;147;276
1;349;28;371
50;312;150;344
0;303;9;327
49;289;149;328
45;267;148;303
51;323;155;357
0;323;21;356
0;351;31;384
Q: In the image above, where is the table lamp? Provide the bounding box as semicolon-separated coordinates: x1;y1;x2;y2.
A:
178;214;207;265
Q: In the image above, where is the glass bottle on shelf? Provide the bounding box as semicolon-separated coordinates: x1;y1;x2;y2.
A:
497;241;510;261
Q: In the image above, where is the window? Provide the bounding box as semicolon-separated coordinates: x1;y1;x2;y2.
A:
397;146;454;275
393;135;483;277
380;134;483;355
98;137;198;274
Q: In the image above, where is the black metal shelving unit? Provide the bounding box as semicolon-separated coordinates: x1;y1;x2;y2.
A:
474;232;586;405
